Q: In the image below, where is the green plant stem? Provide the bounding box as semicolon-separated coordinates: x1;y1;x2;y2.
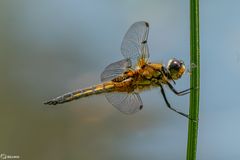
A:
186;0;200;160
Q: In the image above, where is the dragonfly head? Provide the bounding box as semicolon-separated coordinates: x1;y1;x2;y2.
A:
167;58;186;80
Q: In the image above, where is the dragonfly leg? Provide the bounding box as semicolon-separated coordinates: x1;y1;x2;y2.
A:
167;82;192;96
160;85;189;119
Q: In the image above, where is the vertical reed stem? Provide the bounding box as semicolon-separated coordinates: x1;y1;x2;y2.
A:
186;0;200;160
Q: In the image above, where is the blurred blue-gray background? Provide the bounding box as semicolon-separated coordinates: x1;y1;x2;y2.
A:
0;0;240;159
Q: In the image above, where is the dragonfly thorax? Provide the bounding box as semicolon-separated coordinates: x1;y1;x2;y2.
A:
136;63;168;85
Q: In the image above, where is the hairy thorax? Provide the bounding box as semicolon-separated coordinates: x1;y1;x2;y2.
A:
112;63;169;93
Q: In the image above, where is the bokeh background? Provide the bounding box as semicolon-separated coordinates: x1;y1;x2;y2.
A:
1;0;240;159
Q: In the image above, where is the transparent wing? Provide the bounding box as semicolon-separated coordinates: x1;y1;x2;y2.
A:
105;92;143;114
101;59;131;82
121;21;150;67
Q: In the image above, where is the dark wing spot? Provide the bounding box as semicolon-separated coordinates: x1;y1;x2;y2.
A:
142;40;147;44
145;22;149;27
140;105;143;110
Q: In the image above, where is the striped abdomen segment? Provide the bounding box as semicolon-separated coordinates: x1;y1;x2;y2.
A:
44;82;115;105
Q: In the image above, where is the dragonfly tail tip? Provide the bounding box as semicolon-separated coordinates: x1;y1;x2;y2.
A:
43;100;58;105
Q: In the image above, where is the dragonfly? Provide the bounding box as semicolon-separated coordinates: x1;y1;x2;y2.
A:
44;21;191;119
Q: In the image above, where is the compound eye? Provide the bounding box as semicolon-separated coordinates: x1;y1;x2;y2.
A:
170;60;181;71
